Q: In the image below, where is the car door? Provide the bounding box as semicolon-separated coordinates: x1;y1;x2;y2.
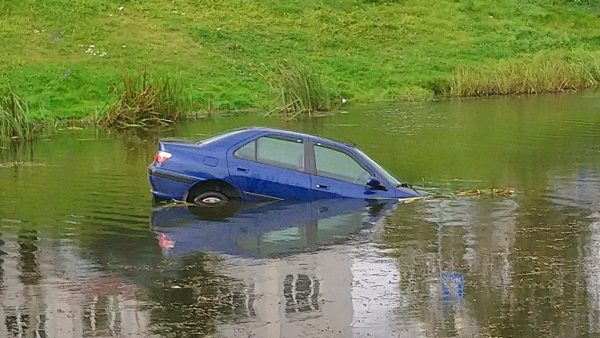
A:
309;142;395;200
227;135;312;201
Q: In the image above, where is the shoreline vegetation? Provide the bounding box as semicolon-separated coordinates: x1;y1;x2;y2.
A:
0;86;35;142
98;72;191;129
1;0;600;135
266;63;335;120
450;50;600;97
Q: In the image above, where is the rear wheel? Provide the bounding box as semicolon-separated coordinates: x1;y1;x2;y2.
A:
192;191;229;207
185;181;241;219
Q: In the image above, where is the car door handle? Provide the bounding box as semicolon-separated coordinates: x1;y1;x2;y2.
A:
236;167;248;173
316;184;329;190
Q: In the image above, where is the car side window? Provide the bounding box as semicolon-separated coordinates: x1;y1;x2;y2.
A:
314;145;371;184
234;136;304;171
234;140;256;161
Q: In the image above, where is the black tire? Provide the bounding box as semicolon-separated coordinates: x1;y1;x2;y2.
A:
185;182;241;220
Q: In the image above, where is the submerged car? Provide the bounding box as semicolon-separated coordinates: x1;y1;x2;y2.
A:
148;127;420;207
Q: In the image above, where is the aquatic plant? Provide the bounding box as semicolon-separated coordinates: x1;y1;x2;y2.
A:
267;63;335;119
99;72;190;129
449;51;600;97
0;85;34;141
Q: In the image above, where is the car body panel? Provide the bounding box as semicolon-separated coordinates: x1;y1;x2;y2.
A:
306;138;396;200
226;156;313;201
309;175;394;200
225;133;312;201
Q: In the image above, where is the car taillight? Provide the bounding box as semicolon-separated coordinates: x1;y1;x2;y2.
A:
158;233;174;249
154;150;172;164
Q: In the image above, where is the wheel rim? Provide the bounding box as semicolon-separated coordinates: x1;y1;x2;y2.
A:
197;196;223;205
191;191;229;207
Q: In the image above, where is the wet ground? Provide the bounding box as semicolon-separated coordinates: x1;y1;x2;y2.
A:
1;93;600;337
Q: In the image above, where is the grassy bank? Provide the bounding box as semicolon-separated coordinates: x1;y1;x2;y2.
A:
1;0;600;121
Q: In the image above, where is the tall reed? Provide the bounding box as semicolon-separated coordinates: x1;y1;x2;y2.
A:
267;63;335;119
0;86;34;141
99;72;190;129
449;50;600;97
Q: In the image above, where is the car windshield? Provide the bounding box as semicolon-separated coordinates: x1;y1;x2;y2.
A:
355;149;402;187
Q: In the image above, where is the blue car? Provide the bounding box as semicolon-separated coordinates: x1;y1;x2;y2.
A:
148;127;420;207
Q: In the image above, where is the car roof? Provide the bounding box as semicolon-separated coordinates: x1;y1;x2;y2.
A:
232;127;357;149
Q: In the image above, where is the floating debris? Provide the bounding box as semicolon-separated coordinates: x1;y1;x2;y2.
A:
401;187;515;203
454;187;514;198
399;196;423;204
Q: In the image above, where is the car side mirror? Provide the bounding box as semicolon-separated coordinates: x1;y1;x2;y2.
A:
366;177;387;191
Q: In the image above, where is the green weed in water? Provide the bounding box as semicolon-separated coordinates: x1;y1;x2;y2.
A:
0;85;34;142
449;50;600;97
99;72;191;129
267;63;336;120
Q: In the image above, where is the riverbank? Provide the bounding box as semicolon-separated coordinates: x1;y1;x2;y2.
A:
2;0;600;122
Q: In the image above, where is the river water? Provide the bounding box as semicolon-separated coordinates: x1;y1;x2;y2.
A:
0;93;599;337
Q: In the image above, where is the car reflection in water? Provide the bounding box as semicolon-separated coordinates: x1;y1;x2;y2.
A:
150;198;398;258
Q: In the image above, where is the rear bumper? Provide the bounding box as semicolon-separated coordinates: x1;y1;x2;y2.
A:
148;166;196;201
148;166;196;184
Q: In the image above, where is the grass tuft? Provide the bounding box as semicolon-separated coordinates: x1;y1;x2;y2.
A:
449;50;600;97
99;72;191;129
0;85;34;142
267;63;336;119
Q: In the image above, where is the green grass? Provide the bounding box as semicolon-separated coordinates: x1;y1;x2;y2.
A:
1;0;600;121
99;72;190;129
0;85;34;142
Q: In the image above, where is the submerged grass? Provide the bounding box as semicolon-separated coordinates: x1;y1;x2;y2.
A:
267;64;336;119
450;51;600;97
0;86;34;142
99;72;191;129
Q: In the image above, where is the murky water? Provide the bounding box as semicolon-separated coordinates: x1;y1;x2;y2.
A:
1;93;600;337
